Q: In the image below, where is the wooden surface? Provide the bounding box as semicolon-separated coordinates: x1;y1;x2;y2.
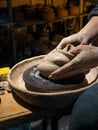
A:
0;91;70;129
0;91;32;121
0;91;36;129
1;65;98;129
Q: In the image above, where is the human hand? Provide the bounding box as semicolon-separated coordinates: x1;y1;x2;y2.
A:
49;45;98;80
57;32;90;50
57;16;98;50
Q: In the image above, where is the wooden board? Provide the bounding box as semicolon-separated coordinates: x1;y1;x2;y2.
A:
0;91;69;129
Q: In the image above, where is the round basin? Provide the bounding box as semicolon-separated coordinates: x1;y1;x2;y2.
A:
8;55;98;109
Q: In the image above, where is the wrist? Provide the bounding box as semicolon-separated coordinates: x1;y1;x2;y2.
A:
77;30;90;44
78;16;98;44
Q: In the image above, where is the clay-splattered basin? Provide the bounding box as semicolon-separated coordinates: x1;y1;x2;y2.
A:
8;55;98;109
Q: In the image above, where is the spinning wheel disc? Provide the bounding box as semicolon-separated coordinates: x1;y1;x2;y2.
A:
23;65;85;92
8;55;98;108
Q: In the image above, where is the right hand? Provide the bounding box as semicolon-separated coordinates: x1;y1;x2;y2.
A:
49;45;98;80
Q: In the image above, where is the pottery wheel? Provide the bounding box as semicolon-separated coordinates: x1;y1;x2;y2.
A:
23;65;85;92
8;56;98;108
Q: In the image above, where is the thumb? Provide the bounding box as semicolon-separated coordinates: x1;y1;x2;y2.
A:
57;38;69;49
69;47;81;56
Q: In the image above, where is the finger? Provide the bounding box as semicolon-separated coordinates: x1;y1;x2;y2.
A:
49;60;85;80
57;38;69;49
49;59;78;80
50;69;82;80
69;45;84;55
49;67;81;80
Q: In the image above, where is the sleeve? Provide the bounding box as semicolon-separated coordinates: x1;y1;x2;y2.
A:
88;3;98;20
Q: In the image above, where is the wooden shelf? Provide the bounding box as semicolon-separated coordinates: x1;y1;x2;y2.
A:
0;0;88;66
0;13;88;30
14;13;88;27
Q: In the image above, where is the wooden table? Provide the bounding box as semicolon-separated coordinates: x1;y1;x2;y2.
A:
0;91;71;130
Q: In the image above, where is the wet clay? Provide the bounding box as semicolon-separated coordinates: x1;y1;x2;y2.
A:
37;44;75;78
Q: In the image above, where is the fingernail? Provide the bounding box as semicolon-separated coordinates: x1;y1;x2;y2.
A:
49;75;52;79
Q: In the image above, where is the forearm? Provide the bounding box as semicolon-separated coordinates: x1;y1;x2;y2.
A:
78;16;98;44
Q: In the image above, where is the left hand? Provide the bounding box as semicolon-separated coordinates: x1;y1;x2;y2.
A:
49;45;98;80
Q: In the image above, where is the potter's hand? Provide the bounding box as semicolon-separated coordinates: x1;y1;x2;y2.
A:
49;45;98;80
57;31;91;49
57;33;86;49
57;17;98;49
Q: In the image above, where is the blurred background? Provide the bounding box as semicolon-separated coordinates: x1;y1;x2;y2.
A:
0;0;97;130
0;0;96;67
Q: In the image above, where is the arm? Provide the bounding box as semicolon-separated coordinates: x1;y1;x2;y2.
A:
80;2;98;44
78;16;98;44
48;3;98;80
57;3;98;49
